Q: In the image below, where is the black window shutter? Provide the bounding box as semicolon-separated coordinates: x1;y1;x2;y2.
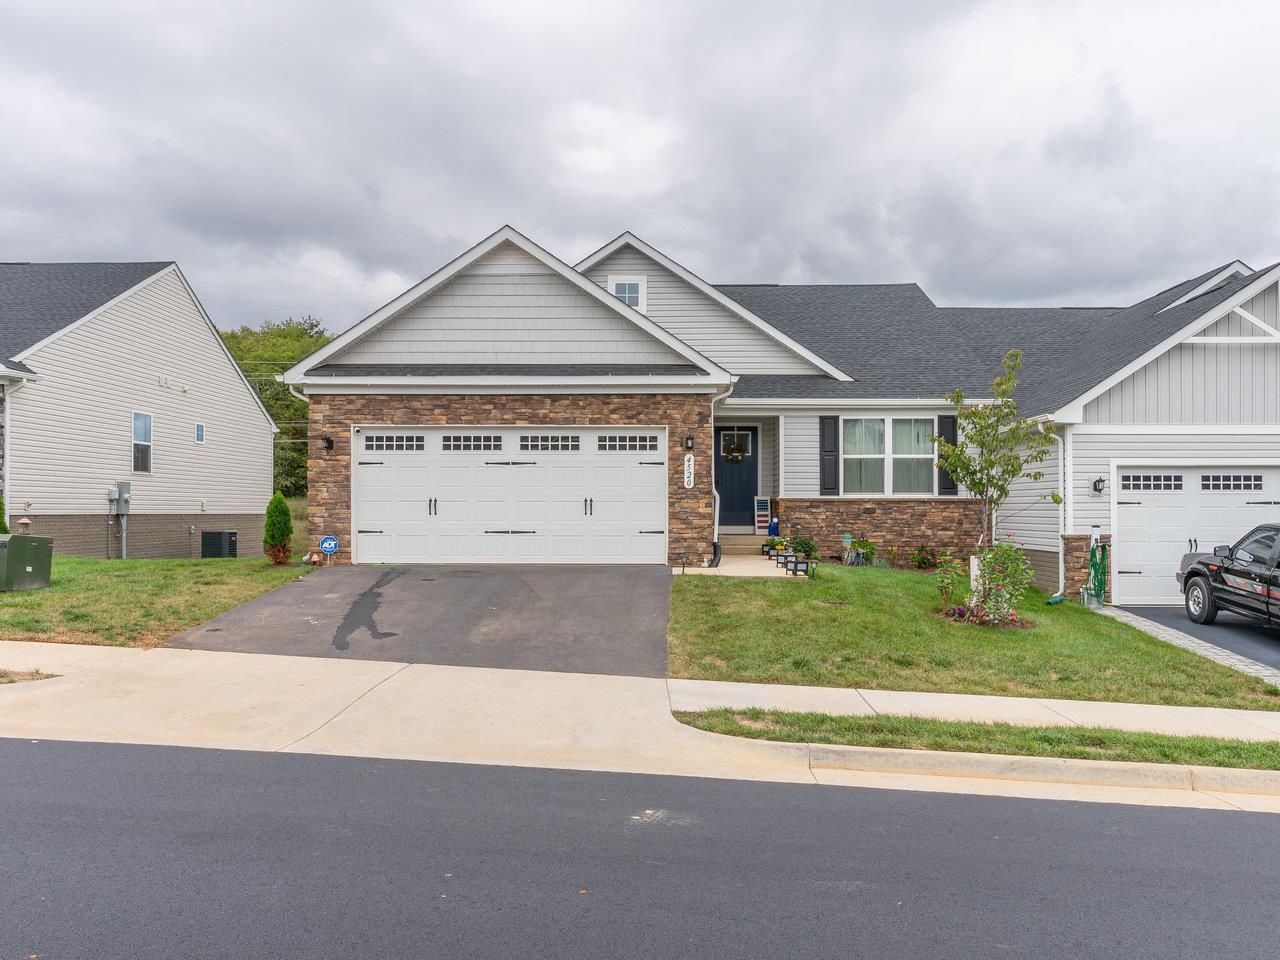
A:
819;416;839;496
937;414;958;496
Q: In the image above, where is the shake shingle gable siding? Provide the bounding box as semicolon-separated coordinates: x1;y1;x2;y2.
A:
0;262;172;361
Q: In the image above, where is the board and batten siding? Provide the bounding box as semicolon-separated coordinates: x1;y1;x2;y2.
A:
1070;432;1280;534
779;409;950;497
1084;281;1280;423
584;247;821;375
995;439;1061;552
337;242;685;366
8;269;274;515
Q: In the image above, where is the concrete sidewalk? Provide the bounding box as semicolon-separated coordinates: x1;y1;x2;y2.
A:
3;639;1280;812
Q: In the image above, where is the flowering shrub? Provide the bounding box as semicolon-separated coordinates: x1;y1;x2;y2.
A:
966;539;1034;625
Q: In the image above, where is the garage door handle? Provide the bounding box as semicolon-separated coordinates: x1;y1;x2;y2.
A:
1247;501;1280;505
639;460;664;465
484;461;538;466
358;529;383;534
484;530;537;535
638;530;666;534
1117;500;1142;505
358;461;384;466
1117;570;1142;575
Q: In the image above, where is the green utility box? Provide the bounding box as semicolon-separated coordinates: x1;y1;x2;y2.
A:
0;534;53;591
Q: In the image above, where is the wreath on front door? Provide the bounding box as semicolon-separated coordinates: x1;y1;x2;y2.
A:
723;439;748;464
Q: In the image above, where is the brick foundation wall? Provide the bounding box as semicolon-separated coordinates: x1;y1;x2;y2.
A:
1063;532;1111;601
306;393;715;566
775;498;984;564
16;513;266;559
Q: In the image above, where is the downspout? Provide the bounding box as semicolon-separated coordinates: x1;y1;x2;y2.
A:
288;385;310;405
707;382;736;567
1041;422;1066;601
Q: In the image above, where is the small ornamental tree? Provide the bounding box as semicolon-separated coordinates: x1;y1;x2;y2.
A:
0;494;9;535
263;492;293;564
934;349;1060;547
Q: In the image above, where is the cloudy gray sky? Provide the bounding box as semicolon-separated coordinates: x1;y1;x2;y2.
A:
3;0;1278;331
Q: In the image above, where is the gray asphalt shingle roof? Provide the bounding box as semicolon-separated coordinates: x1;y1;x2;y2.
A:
718;261;1265;414
0;262;171;367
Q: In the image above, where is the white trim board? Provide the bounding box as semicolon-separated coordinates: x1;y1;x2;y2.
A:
574;232;852;382
283;226;731;387
1157;261;1252;313
1054;263;1280;422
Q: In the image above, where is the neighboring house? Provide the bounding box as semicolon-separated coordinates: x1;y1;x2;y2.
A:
282;226;1279;603
0;262;275;558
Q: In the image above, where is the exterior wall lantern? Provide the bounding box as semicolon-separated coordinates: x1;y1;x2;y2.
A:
1091;477;1106;494
322;436;335;451
683;436;695;450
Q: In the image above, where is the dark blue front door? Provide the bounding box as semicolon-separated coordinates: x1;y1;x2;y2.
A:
715;426;759;527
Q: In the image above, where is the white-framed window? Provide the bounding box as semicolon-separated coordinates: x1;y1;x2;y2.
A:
132;411;152;473
194;423;206;444
607;274;647;313
841;416;936;496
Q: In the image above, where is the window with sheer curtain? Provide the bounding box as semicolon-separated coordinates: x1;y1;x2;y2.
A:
841;416;935;495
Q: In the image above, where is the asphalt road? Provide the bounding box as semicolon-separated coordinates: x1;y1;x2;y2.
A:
1124;604;1280;671
168;564;671;677
4;739;1277;960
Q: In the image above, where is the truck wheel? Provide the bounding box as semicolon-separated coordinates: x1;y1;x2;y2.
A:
1185;577;1218;625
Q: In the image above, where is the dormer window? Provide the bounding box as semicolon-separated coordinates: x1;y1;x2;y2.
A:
607;275;647;313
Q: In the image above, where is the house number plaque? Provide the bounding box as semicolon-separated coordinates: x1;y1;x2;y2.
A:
683;454;695;489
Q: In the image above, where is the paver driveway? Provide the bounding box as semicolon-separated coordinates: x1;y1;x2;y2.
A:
167;564;671;677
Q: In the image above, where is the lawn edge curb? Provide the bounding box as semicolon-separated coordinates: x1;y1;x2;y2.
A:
805;741;1280;795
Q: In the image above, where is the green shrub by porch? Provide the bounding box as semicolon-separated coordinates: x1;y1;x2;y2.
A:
263;492;293;565
0;494;9;535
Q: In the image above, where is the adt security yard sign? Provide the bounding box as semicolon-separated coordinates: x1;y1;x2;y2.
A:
319;536;340;556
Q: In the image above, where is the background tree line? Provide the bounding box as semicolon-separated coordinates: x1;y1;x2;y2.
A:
221;316;331;496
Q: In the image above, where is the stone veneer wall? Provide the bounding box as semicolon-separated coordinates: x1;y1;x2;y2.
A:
15;513;266;559
1063;532;1111;601
306;393;715;565
775;498;984;564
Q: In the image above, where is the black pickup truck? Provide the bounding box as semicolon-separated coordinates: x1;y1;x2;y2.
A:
1177;524;1280;626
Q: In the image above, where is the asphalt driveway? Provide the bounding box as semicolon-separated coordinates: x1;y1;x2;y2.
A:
168;565;671;677
1123;605;1280;672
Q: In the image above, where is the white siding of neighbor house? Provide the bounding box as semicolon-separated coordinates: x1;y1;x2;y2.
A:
336;242;686;366
1084;282;1280;424
995;438;1061;552
776;408;951;497
1069;431;1280;535
717;417;778;498
584;247;822;375
8;268;274;515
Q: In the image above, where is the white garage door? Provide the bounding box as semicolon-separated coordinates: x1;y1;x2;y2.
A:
352;427;668;564
1114;466;1279;604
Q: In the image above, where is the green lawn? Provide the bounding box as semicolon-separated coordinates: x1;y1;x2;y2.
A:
669;564;1280;711
677;709;1280;770
0;555;309;648
288;496;308;560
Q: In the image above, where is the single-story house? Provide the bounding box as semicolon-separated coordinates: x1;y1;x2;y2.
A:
0;262;275;558
282;226;1279;604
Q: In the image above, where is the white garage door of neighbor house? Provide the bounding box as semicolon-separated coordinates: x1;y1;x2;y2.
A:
352;427;669;564
1114;466;1279;605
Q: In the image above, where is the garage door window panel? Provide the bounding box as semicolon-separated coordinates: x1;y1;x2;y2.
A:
1202;474;1263;491
598;435;659;452
443;435;502;451
365;434;425;452
1120;474;1183;491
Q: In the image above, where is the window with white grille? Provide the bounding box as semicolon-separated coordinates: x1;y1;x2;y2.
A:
364;434;426;452
520;434;580;451
442;434;502;452
1201;473;1263;491
1120;474;1183;491
597;434;660;452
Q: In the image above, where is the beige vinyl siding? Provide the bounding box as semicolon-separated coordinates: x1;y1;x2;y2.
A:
337;243;685;366
1084;282;1280;423
8;269;273;515
995;438;1061;552
585;247;821;375
1070;432;1280;534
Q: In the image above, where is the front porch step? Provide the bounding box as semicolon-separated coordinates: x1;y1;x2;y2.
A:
719;533;767;545
721;544;767;556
